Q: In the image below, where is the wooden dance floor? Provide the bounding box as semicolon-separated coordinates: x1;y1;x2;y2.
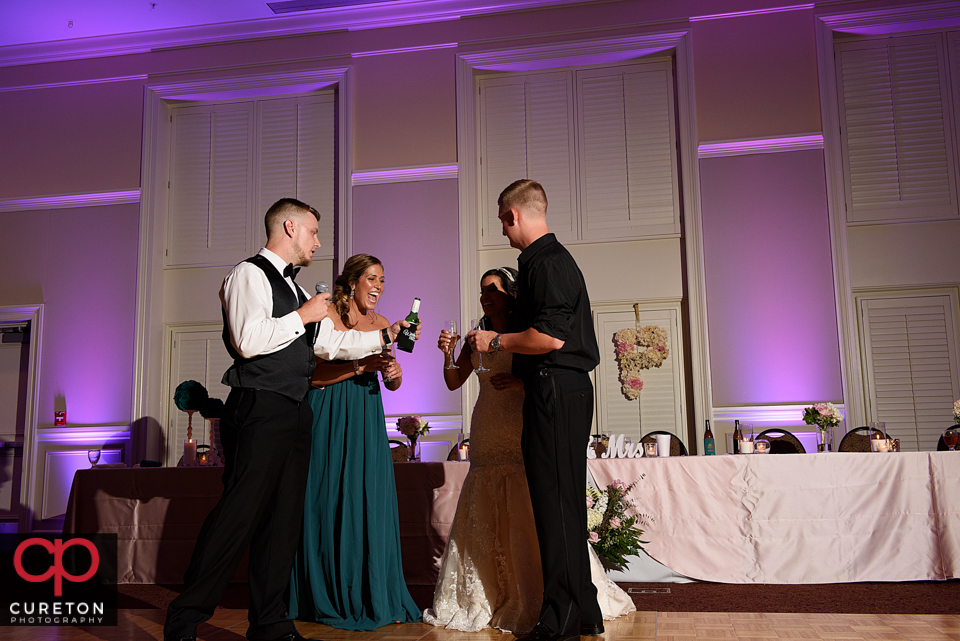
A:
3;608;959;640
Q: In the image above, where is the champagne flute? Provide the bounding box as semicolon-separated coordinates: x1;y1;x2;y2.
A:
381;342;397;383
444;320;459;370
471;318;489;373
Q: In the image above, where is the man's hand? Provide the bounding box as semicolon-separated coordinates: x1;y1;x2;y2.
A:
297;293;330;325
388;318;423;343
467;329;497;353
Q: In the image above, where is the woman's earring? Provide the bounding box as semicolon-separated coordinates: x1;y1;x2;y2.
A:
349;287;355;300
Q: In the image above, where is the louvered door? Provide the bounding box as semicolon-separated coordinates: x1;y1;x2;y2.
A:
256;94;336;258
478;72;577;247
593;305;685;443
836;34;958;224
859;293;960;451
167;102;254;268
577;61;680;240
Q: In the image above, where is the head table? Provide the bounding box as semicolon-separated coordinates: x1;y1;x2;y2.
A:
62;462;469;585
588;451;958;584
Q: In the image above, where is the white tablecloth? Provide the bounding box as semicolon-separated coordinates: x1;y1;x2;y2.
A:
588;451;959;584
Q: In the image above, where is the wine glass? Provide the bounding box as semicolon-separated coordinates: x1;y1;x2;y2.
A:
471;318;489;373
87;449;101;468
943;428;959;451
444;320;459;370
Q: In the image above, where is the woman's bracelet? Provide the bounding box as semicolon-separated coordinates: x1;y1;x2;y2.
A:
353;359;361;376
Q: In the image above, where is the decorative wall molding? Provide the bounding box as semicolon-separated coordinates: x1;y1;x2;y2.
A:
352;42;458;57
711;404;845;426
819;1;960;29
35;426;132;443
690;4;814;22
0;190;141;213
697;134;824;159
0;74;148;93
351;164;458;186
461;32;684;72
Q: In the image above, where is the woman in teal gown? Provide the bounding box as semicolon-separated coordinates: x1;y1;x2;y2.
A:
289;254;421;631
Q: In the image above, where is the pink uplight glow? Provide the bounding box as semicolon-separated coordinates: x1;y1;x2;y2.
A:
699;150;842;405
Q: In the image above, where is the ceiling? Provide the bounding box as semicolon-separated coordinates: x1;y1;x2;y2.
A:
0;1;300;48
0;0;584;50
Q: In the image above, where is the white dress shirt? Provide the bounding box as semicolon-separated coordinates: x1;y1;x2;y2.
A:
220;248;381;361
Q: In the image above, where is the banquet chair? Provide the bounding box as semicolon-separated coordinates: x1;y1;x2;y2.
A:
639;431;688;456
388;439;409;462
447;439;469;461
937;435;947;451
839;426;889;452
755;429;805;454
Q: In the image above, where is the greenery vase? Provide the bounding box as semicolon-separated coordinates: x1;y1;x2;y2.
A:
817;427;832;452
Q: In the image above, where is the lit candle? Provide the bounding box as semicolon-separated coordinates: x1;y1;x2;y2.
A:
740;440;755;454
458;445;469;462
184;439;197;465
754;440;769;454
876;439;890;452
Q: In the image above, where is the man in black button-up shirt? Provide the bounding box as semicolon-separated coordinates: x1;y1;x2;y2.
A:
470;179;601;641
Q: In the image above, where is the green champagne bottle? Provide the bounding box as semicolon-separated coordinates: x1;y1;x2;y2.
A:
397;297;420;353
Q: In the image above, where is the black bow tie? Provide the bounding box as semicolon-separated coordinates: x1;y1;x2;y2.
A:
283;263;300;280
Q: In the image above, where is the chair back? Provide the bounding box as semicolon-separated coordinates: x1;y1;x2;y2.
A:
838;426;889;452
388;439;409;463
755;428;805;454
639;430;688;456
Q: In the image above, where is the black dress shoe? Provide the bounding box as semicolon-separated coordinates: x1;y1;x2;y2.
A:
581;621;604;635
516;623;580;641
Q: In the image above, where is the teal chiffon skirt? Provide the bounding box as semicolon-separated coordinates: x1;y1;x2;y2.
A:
289;373;421;630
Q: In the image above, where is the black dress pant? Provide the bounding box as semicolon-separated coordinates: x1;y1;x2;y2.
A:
164;388;313;641
521;368;601;636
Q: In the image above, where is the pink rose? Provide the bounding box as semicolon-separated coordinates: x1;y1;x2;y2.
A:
586;496;594;508
588;532;599;544
612;479;626;491
626;378;643;391
610;517;622;529
616;342;632;355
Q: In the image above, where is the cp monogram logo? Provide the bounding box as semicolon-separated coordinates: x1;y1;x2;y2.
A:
13;538;100;597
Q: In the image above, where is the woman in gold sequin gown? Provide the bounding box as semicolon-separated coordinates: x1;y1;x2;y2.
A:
423;268;634;634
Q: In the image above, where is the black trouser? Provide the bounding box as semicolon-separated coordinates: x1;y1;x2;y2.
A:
521;368;601;636
164;388;313;641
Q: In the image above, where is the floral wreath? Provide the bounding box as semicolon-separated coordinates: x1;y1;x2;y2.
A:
613;309;669;401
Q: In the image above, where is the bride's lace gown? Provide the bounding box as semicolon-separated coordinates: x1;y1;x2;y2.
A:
423;351;635;633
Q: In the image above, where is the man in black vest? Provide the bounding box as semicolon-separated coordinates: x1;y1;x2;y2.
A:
165;198;412;641
469;180;602;641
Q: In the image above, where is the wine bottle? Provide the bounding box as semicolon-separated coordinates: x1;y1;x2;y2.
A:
703;420;716;456
397;297;420;353
732;419;742;455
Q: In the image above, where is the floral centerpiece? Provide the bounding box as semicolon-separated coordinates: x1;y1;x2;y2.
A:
613;326;669;401
953;399;960;424
802;402;843;452
586;477;649;571
396;415;430;461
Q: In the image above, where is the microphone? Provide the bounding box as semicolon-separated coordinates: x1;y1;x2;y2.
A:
315;281;329;295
